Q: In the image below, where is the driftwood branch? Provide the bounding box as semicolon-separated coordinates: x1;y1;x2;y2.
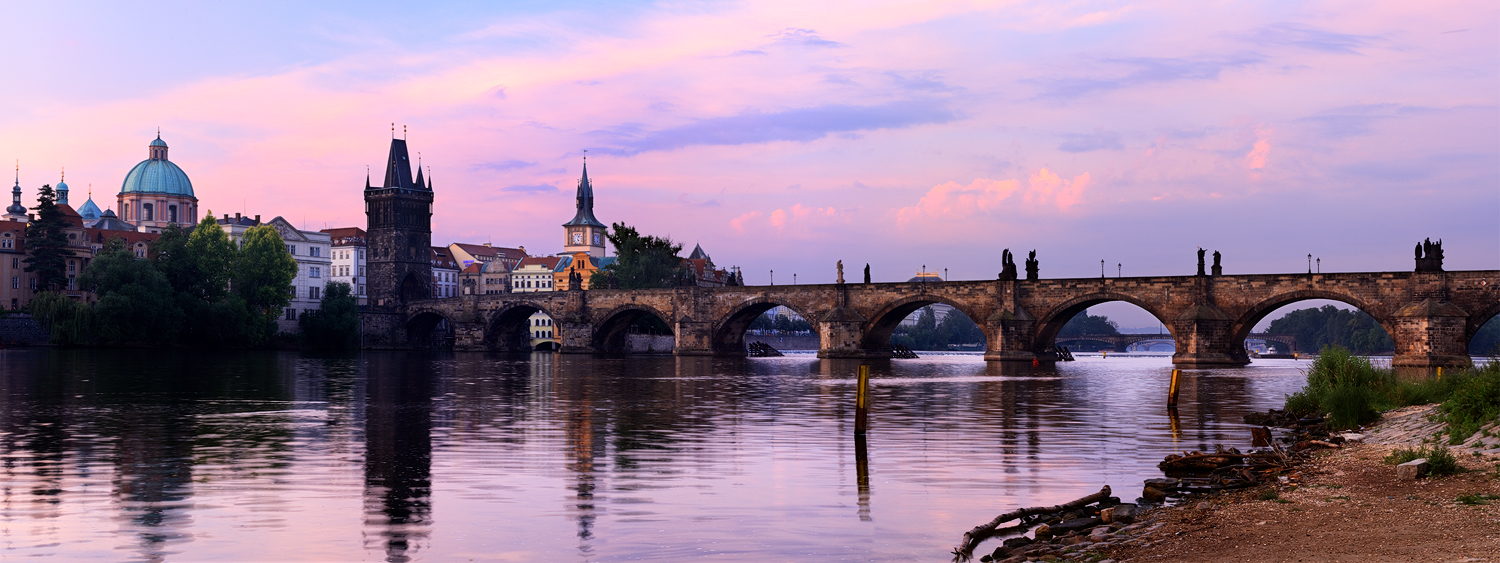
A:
951;485;1111;562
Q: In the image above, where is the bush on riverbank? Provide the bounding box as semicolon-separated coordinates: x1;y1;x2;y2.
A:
1283;346;1500;432
1384;444;1461;475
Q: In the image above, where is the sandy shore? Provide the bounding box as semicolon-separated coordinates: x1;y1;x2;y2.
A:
1097;406;1500;563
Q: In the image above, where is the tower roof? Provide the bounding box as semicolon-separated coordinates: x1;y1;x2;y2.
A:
381;139;425;190
121;134;194;197
563;159;605;228
688;243;708;260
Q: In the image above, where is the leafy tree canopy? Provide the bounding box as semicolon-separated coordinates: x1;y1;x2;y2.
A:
300;281;360;350
591;222;686;289
1266;305;1393;354
234;225;299;342
1059;311;1120;336
890;306;986;351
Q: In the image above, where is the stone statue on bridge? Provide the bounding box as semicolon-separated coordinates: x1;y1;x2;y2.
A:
864;263;871;284
1211;251;1222;276
1197;247;1207;276
837;260;845;284
998;249;1018;281
1025;250;1039;281
1416;238;1445;272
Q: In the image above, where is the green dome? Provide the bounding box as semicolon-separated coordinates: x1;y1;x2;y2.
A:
121;136;194;197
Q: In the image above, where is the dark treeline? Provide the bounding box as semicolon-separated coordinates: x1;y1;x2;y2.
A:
27;208;357;350
890;306;984;351
1058;311;1120;336
749;311;813;334
1266;305;1393;355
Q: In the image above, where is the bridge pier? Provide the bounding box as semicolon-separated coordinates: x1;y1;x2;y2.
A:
557;319;595;354
1391;298;1471;368
984;308;1037;362
453;321;485;351
817;307;869;359
1171;304;1250;367
673;319;714;356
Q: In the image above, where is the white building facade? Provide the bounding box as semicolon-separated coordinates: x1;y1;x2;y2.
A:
218;214;331;333
323;227;367;305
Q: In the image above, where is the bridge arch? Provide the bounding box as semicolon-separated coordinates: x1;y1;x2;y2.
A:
1466;301;1500;356
485;302;561;352
711;297;821;355
405;308;455;349
1033;293;1173;354
1228;290;1396;356
859;294;988;354
592;304;675;354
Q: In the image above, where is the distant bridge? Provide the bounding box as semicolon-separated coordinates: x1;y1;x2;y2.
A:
362;261;1497;368
1056;333;1298;353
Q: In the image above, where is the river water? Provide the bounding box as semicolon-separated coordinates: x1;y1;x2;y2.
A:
0;349;1310;562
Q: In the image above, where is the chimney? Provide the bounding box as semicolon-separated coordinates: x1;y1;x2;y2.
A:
483;242;491;247
223;213;229;221
254;215;260;223
235;212;241;221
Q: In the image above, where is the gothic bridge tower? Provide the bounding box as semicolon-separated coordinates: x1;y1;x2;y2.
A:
365;136;433;310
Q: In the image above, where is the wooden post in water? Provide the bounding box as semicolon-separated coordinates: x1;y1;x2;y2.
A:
855;365;870;434
1167;368;1181;408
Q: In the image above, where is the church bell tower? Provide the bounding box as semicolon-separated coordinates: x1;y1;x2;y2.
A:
365;134;434;309
562;157;607;258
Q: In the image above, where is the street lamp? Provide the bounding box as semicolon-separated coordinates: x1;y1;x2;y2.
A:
770;269;774;286
1101;260;1105;279
1307;254;1311;274
1317;258;1321;274
1118;263;1122;278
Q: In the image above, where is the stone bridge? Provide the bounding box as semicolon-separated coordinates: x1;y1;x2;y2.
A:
1056;333;1298;353
362;268;1498;368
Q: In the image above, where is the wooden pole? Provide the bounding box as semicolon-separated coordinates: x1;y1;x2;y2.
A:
855;365;870;434
1168;368;1181;407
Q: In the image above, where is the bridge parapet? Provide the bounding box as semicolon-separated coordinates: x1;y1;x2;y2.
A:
366;268;1498;369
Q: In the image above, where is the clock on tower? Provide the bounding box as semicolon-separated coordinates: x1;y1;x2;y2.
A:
572;232;583;244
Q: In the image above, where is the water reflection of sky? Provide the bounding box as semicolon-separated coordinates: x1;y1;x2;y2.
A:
0;350;1310;561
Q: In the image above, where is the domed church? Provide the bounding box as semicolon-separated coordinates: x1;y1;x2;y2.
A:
117;133;198;232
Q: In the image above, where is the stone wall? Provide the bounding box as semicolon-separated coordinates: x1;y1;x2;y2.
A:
0;315;48;346
625;334;675;354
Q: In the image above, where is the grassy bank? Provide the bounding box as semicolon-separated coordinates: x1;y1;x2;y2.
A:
1284;346;1500;440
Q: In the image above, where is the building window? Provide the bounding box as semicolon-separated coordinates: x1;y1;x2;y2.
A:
311;247;320;257
29;278;36;290
10;277;16;289
288;287;297;297
142;203;154;222
11;257;16;268
358;285;364;295
68;260;76;273
310;267;321;278
359;250;365;260
1;238;11;250
286;308;296;320
359;267;365;277
286;244;297;255
168;205;178;223
310;286;320;300
67;276;75;290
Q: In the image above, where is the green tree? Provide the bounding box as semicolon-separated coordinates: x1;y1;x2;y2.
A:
1059;311;1120;336
27;291;91;346
78;237;182;345
234;225;298;343
1267;305;1393;354
299;281;360;350
590;223;685;289
890;306;986;350
22;184;70;292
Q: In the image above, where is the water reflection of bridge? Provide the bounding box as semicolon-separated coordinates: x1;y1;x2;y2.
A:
1056;333;1297;353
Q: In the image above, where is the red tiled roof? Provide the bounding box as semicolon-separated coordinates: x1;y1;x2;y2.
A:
452;242;527;260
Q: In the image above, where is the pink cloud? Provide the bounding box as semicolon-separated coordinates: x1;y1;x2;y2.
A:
1245;126;1272;170
896;169;1089;228
730;211;761;233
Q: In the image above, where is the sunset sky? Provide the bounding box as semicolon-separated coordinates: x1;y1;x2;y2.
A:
4;1;1495;324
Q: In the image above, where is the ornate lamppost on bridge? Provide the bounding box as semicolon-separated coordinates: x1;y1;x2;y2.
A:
770;269;774;286
1118;263;1122;278
1308;254;1312;274
1101;260;1105;279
